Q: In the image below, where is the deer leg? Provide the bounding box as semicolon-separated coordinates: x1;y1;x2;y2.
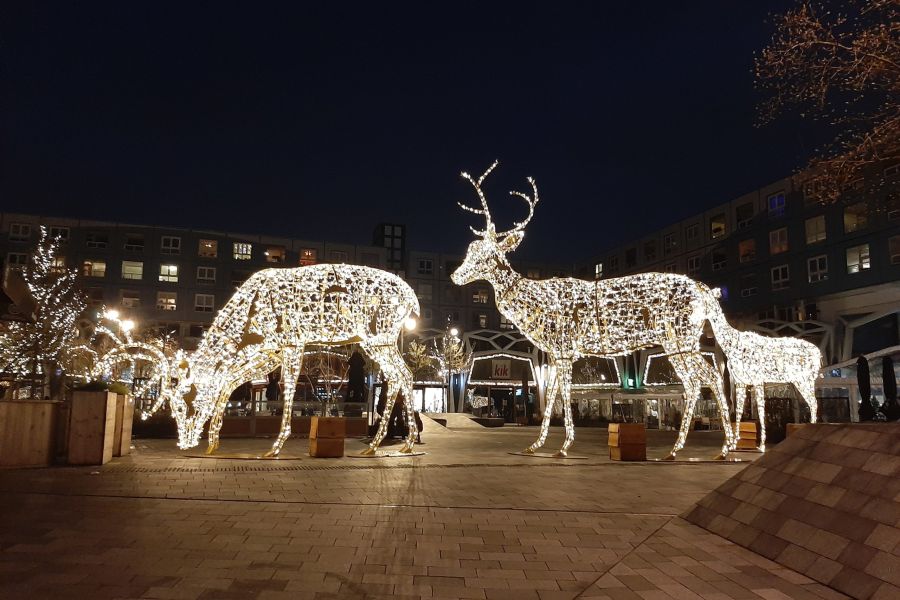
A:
557;362;575;457
697;357;732;458
525;361;559;454
386;345;417;454
733;383;746;450
266;347;303;457
750;385;765;451
360;343;402;455
664;344;700;460
798;379;818;425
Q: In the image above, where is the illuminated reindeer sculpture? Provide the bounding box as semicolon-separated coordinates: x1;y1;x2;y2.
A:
451;162;734;457
701;292;821;451
160;265;419;456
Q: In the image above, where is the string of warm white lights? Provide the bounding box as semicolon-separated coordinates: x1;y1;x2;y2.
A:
145;264;419;456
701;292;821;451
452;161;735;457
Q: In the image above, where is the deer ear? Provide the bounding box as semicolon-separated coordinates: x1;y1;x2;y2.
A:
498;231;524;252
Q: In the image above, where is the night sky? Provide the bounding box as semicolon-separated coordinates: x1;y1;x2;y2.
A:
3;1;818;264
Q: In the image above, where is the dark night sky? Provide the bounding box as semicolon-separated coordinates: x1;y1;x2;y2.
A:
2;1;817;264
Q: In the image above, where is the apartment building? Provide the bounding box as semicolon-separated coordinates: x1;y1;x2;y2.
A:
581;168;900;364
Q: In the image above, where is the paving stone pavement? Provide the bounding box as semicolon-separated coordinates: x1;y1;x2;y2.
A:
0;428;849;599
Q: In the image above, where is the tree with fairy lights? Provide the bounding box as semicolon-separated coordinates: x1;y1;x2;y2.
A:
0;227;87;398
433;326;470;412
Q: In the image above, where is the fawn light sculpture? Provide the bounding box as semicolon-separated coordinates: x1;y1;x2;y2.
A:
451;161;735;457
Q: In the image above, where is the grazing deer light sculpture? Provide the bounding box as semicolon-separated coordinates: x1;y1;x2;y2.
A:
451;161;735;457
151;265;419;456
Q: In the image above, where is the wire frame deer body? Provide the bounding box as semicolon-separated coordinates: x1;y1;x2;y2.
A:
156;265;419;456
451;162;734;457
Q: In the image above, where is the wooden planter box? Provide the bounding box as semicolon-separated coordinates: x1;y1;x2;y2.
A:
309;416;345;458
608;423;646;461
0;400;58;468
733;422;758;449
68;391;117;465
113;394;134;457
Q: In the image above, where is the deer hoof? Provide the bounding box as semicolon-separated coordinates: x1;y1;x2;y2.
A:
205;443;218;455
757;444;766;453
662;452;676;461
399;445;415;454
713;451;728;461
554;450;568;458
521;447;536;455
263;449;279;458
359;447;377;456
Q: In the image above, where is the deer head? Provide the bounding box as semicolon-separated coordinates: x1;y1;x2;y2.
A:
451;161;539;286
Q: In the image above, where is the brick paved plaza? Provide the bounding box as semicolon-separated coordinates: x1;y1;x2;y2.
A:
0;427;849;599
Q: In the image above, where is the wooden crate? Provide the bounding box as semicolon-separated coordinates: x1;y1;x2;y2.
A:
733;422;758;449
608;423;646;461
0;401;58;468
113;394;134;457
68;391;117;465
309;437;344;458
310;416;345;439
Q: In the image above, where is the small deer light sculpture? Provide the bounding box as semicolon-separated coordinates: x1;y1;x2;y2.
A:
451;161;735;457
152;265;420;456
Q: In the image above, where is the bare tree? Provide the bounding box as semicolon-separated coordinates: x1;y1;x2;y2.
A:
404;339;438;381
756;0;900;204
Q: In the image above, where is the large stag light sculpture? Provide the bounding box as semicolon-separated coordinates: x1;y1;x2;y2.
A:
451;161;735;458
144;265;419;456
701;292;821;451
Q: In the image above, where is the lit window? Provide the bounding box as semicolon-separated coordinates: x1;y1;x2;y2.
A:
9;223;31;242
198;239;217;258
472;289;489;304
844;202;868;233
6;253;28;269
687;255;701;275
49;226;70;242
418;259;433;275
685;223;699;241
738;239;756;263
594;263;603;279
233;242;252;260
890;236;900;265
121;261;143;280
124;234;144;252
265;247;285;263
499;315;514;331
808;255;828;283
736;203;753;229
767;192;786;218
805;215;826;244
846;244;870;274
159;264;179;283
300;248;317;266
330;250;349;262
769;228;789;254
417;283;433;302
82;260;106;278
161;236;181;254
121;291;140;308
475;313;488;328
194;294;215;312
710;214;726;239
771;264;790;290
86;232;108;249
192;267;214;285
50;257;67;273
156;292;177;311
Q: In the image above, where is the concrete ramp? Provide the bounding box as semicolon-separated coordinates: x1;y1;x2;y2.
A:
417;413;453;435
424;412;485;430
684;423;900;600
